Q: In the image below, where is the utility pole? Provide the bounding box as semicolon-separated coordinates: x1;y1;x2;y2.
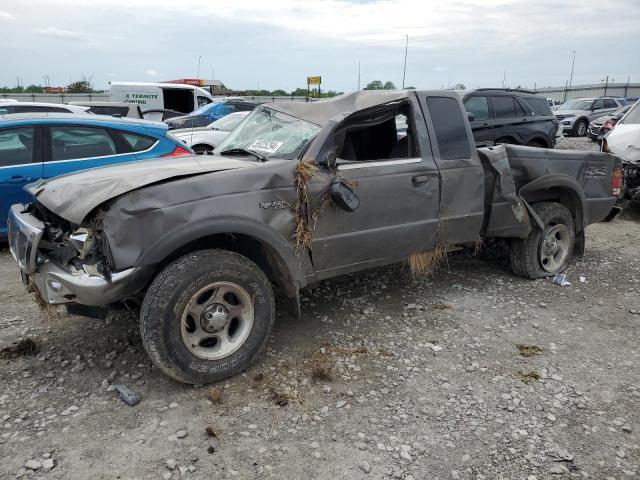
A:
603;75;609;96
569;50;576;88
357;61;361;91
196;55;201;79
402;34;408;89
625;75;630;98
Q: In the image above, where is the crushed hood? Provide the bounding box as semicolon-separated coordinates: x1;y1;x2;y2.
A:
27;155;255;224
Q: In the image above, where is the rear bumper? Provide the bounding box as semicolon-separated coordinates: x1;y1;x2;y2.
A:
8;203;151;306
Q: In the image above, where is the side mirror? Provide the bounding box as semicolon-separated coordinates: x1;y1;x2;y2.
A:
467;112;475;122
330;180;359;212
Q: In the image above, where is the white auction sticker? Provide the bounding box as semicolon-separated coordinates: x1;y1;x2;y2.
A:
249;139;283;154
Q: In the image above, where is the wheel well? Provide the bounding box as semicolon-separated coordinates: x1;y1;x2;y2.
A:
521;187;584;232
495;137;516;145
151;233;296;298
527;137;549;148
192;143;214;150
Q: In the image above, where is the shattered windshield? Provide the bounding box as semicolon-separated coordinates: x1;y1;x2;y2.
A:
215;106;321;160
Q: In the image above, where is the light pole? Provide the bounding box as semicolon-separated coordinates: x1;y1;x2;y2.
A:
569;50;576;88
402;34;408;89
211;64;215;80
196;55;202;79
357;61;361;91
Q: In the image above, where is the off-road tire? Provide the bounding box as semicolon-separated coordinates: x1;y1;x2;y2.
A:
510;202;575;279
573;119;588;137
140;249;274;384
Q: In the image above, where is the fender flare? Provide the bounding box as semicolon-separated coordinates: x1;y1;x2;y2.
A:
518;174;588;230
134;215;311;291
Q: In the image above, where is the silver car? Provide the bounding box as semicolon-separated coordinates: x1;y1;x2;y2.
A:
554;97;624;137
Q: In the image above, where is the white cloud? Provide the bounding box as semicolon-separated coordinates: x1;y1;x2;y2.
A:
34;26;92;41
434;67;448;71
0;11;15;21
145;69;158;77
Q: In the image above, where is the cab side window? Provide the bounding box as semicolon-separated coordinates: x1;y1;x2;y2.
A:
336;102;419;161
50;126;117;161
592;100;604;110
0;127;36;166
426;97;471;160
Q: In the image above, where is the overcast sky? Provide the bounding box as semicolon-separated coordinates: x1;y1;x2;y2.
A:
1;0;639;92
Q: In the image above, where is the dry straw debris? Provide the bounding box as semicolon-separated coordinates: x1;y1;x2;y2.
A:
408;244;446;276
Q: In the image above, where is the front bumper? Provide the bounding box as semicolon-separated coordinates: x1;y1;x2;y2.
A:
8;204;150;306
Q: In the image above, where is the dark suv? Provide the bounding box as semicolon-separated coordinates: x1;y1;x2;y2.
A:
459;89;559;148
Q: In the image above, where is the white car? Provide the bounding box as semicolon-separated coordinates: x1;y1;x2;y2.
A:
604;100;640;162
172;111;249;154
0;101;90;115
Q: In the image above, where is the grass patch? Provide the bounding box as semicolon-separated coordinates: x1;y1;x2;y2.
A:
309;364;333;382
518;370;541;384
0;337;42;359
269;389;293;407
516;344;544;357
432;303;452;310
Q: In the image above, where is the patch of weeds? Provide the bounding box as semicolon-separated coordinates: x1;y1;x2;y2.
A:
207;388;223;405
518;370;541;384
207;446;215;454
516;344;544;357
377;348;394;357
432;303;453;310
0;337;42;359
269;389;292;407
309;364;333;382
205;426;220;439
253;372;264;382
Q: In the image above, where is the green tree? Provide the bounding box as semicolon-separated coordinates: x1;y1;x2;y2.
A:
25;84;44;93
67;75;94;93
383;81;396;90
365;80;384;90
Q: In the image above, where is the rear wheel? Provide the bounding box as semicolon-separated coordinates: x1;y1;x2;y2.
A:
510;202;575;279
573;119;588;137
526;140;544;148
140;249;275;384
192;144;214;155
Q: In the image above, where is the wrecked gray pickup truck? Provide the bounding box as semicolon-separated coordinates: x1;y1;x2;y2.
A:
8;90;621;384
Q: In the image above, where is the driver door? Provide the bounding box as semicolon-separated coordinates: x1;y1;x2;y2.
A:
306;99;441;279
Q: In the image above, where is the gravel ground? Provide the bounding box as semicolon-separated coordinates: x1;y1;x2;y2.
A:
1;137;638;480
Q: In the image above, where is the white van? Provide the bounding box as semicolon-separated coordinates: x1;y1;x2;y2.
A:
109;82;214;116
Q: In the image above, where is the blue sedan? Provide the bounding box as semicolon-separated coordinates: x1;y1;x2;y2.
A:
0;113;193;240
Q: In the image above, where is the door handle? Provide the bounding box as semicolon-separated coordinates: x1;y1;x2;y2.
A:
412;175;430;187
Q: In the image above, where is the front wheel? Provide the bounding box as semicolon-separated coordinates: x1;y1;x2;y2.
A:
140;249;275;384
510;202;575;279
573;119;588;137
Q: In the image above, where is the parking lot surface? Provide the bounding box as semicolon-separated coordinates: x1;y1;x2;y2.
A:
1;138;638;479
